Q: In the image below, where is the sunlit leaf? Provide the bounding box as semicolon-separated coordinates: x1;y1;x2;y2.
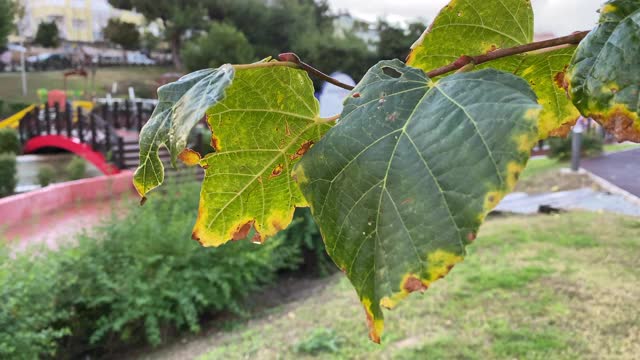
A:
294;61;540;343
568;0;640;142
515;47;580;138
191;64;331;247
407;0;578;139
407;0;532;70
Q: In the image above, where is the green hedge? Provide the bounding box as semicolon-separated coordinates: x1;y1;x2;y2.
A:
0;153;16;197
0;246;71;359
0;183;329;358
548;132;603;161
0;128;21;155
37;165;56;187
65;156;86;180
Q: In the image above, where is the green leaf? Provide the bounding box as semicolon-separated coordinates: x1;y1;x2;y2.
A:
568;0;640;142
293;60;540;343
191;63;331;247
134;67;234;197
407;0;579;139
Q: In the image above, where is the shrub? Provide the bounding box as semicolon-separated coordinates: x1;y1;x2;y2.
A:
548;132;603;161
0;245;71;359
57;185;301;350
295;328;343;355
65;156;86;180
37;165;56;187
0;153;16;196
0;128;20;155
0;182;328;356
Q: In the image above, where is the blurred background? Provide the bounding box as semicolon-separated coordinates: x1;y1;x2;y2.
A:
1;0;639;359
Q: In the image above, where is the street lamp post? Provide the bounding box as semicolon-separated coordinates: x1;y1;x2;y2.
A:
571;117;584;172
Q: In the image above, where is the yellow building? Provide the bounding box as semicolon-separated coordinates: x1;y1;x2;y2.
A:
13;0;145;43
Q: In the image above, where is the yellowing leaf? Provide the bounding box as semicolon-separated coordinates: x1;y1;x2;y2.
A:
294;61;539;343
407;0;532;70
515;47;580;138
191;64;331;247
568;0;640;142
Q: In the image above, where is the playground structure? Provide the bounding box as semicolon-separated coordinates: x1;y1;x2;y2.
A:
17;101;150;174
13;101;148;174
11;99;206;179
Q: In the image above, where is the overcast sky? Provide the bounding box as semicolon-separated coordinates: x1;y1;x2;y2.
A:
327;0;603;35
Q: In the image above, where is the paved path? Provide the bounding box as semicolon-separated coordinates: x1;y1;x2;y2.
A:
582;148;640;197
495;188;640;217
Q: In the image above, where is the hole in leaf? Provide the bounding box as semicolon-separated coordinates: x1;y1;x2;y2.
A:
382;66;402;78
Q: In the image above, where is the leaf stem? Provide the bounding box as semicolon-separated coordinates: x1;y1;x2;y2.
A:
316;114;340;124
279;53;356;91
426;31;590;78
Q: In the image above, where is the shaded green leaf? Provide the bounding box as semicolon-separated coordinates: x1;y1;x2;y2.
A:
568;0;640;142
134;67;234;197
191;64;331;247
294;60;540;343
407;0;578;139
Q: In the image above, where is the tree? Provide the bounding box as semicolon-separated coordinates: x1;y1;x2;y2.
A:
110;0;205;70
376;20;427;60
33;21;60;48
182;22;255;71
134;0;640;344
293;32;377;88
140;30;160;52
103;19;140;50
0;0;15;47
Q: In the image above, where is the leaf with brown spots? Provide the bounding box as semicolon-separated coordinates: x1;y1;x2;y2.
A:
191;63;332;247
289;140;314;161
294;61;539;343
569;0;640;142
178;148;201;167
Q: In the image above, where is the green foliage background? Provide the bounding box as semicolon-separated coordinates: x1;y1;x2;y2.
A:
37;164;55;187
0;153;16;197
0;128;21;155
0;0;14;47
65;156;86;181
0;183;328;358
103;19;141;50
34;21;60;48
182;22;255;71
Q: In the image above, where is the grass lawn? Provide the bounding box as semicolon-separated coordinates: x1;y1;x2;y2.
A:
604;142;640;153
142;212;640;359
0;66;171;104
520;157;565;180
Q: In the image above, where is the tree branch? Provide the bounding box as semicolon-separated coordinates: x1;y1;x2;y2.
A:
281;31;590;91
426;31;590;78
279;53;356;91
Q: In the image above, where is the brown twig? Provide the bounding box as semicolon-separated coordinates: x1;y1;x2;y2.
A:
426;31;590;78
281;31;590;90
279;53;356;91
